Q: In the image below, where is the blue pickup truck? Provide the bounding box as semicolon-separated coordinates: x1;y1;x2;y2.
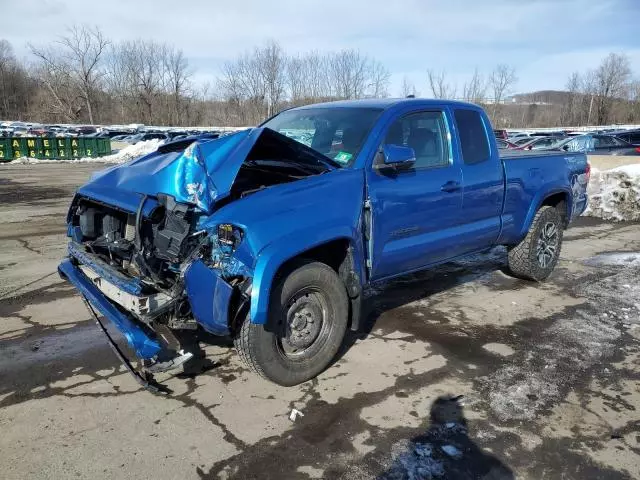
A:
58;99;590;389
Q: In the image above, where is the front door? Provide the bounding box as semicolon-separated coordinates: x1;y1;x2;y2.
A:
366;109;463;280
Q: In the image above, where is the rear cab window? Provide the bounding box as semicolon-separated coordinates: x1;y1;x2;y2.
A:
454;109;490;164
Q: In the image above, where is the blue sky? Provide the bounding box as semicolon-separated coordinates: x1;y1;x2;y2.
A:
4;0;640;96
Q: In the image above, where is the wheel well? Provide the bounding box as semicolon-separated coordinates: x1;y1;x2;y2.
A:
274;238;362;331
541;192;569;226
277;239;350;275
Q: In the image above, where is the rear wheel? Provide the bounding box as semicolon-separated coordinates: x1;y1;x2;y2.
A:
508;206;563;281
234;261;348;386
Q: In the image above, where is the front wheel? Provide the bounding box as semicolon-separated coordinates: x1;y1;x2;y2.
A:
508;206;564;281
234;261;348;386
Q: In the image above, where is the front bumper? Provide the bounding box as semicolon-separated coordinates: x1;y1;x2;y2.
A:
59;245;234;361
58;259;162;359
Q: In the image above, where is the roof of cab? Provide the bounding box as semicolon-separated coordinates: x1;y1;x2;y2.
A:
291;97;480;111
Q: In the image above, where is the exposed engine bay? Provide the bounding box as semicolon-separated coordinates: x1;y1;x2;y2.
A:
67;129;331;337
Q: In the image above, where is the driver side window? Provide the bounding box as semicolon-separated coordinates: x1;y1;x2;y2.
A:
383;111;450;169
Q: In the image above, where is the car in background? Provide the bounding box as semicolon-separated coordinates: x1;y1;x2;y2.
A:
111;134;131;141
494;129;508;140
90;130;135;138
529;131;565;137
511;136;536;146
550;135;640;156
167;130;189;139
517;136;566;151
123;132;169;145
613;129;640;146
11;127;29;137
496;139;518;150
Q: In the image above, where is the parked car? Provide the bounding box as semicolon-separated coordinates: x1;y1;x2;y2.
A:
123;132;169;145
613;129;640;146
512;136;536;146
496;139;518;149
96;130;134;138
494;129;508;140
58;98;589;390
551;135;640;155
517;136;566;151
529;131;565;137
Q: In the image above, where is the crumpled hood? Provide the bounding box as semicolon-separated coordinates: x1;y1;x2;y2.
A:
83;128;263;213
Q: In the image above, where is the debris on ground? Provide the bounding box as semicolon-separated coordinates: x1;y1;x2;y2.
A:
289;408;304;422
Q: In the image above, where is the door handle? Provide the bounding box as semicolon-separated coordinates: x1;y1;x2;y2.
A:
441;181;461;193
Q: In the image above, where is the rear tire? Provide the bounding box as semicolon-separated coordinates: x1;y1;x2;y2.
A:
508;206;563;281
234;261;348;386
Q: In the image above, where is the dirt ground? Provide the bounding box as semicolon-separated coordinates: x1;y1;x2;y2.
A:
1;163;639;480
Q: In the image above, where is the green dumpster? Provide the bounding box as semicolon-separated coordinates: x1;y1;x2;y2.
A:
54;137;71;160
80;137;98;157
97;138;111;156
24;137;40;159
40;137;55;159
0;138;10;162
69;137;83;158
10;137;27;159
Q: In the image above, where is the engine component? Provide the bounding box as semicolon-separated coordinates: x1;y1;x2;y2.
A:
153;194;192;262
102;214;123;242
79;207;101;239
124;214;136;241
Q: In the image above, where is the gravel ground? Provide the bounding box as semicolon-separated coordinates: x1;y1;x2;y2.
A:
1;163;639;480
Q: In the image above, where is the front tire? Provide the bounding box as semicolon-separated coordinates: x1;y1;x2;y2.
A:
508;206;563;281
234;261;348;386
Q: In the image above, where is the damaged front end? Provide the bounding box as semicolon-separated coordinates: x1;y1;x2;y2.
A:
58;128;332;390
59;192;252;387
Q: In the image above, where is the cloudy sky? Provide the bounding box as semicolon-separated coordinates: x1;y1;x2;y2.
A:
4;0;640;96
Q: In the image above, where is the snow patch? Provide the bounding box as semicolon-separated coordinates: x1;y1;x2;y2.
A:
584;252;640;268
6;140;164;165
584;164;640;221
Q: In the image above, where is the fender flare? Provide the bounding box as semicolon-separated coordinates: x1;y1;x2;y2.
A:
518;187;572;239
249;225;365;325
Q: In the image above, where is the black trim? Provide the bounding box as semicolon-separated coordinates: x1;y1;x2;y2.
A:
80;295;171;394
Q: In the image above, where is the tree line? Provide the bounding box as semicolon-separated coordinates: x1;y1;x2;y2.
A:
0;25;639;128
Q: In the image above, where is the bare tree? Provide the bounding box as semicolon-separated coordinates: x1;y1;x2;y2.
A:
30;25;108;124
399;75;418;97
164;46;191;125
257;41;286;117
0;40;35;120
426;69;457;99
462;68;487;104
29;46;83;122
286;54;306;103
328;49;371;99
561;72;581;125
593;53;632;124
368;60;390;98
489;64;517;125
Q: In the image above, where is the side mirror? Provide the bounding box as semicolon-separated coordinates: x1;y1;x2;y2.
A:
382;144;416;168
562;145;569;152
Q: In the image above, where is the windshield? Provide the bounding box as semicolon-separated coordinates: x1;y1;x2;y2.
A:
261;107;383;167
